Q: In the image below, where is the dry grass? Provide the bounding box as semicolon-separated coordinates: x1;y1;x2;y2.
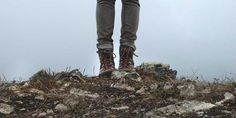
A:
27;70;60;93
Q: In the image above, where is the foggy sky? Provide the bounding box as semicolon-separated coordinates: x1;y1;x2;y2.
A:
0;0;236;80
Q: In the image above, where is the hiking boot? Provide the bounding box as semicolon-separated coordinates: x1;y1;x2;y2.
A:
97;50;116;76
119;46;137;72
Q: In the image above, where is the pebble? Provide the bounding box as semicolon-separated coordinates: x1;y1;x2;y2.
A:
47;109;54;114
55;104;69;112
35;95;45;100
38;112;47;117
0;103;14;114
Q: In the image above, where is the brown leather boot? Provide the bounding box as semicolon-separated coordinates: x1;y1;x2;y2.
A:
119;46;137;72
97;50;116;76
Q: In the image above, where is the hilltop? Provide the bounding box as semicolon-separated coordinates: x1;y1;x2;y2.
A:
0;62;236;118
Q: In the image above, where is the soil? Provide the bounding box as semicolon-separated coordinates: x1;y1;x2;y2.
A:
0;69;236;118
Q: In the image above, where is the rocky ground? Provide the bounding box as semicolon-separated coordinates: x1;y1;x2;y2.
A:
0;62;236;118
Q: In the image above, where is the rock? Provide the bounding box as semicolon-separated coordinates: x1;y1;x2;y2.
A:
54;101;60;105
35;95;45;100
146;100;216;115
137;62;170;70
178;83;196;97
222;110;231;114
32;113;38;117
201;88;211;94
111;106;129;110
0;96;11;103
55;104;69;112
0;103;14;114
30;88;45;95
234;88;236;94
111;83;135;92
23;82;29;87
224;92;235;100
135;62;177;80
63;96;80;109
216;92;235;105
46;109;54;114
63;82;71;87
144;111;167;118
8;85;18;91
163;83;173;90
59;82;72;91
196;111;204;117
231;109;236;118
70;88;100;98
38;112;47;117
15;101;23;104
125;72;142;81
16;93;29;97
111;71;127;79
111;71;141;81
136;86;148;95
19;108;26;111
150;84;158;91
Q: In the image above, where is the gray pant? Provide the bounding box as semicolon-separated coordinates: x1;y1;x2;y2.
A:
96;0;140;51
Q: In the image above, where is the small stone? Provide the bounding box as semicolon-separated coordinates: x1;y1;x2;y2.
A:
32;113;38;117
216;92;235;105
54;101;59;105
17;93;28;97
129;95;136;98
70;88;100;98
38;112;47;117
56;80;62;85
156;100;216;115
0;103;14;114
19;108;26;111
150;84;158;90
8;85;18;91
23;82;29;87
224;92;235;100
30;88;45;94
201;88;211;94
178;83;196;97
144;111;166;118
35;95;45;100
111;83;135;91
63;96;79;109
111;71;127;79
197;111;204;117
0;97;11;103
163;83;173;90
231;109;236;118
136;86;147;95
140;108;146;112
59;88;65;91
46;109;54;114
63;82;71;87
111;106;129;110
55;104;69;112
15;101;23;104
48;116;53;118
222;110;231;114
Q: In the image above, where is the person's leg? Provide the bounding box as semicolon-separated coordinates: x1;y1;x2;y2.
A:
119;0;140;71
120;0;140;51
96;0;116;76
96;0;116;51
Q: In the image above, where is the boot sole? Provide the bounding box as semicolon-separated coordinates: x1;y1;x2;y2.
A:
99;69;115;78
